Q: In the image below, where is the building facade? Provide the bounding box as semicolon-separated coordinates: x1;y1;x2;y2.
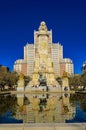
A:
14;21;74;77
60;58;74;77
14;59;27;76
24;44;34;76
52;43;63;77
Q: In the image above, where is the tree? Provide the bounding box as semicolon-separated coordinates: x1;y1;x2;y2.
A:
69;75;81;90
81;71;86;88
0;65;19;90
7;71;19;89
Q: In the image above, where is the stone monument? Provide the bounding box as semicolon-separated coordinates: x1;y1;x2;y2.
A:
26;22;59;91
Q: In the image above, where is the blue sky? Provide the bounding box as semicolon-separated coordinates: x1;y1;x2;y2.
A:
0;0;86;74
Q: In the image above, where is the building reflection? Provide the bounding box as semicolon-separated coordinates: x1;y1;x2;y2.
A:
15;93;75;123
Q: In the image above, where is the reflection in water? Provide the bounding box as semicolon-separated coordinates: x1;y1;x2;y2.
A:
15;93;75;123
1;93;86;123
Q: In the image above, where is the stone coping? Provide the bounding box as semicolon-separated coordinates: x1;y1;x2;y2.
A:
0;123;86;130
2;90;86;95
0;123;86;127
0;90;75;95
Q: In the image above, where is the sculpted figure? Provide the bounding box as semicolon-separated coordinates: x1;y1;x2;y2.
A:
19;73;24;80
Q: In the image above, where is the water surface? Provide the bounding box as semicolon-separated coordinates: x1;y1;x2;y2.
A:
0;92;86;123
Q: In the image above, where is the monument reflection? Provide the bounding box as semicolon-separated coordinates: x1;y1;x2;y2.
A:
16;93;75;123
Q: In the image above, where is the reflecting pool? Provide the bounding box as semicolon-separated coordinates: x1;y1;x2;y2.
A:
0;92;86;123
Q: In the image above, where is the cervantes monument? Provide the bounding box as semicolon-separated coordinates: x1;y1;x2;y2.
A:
25;21;61;91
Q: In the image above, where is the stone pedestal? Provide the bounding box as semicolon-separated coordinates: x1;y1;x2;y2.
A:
17;86;24;92
62;72;70;91
17;73;24;92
